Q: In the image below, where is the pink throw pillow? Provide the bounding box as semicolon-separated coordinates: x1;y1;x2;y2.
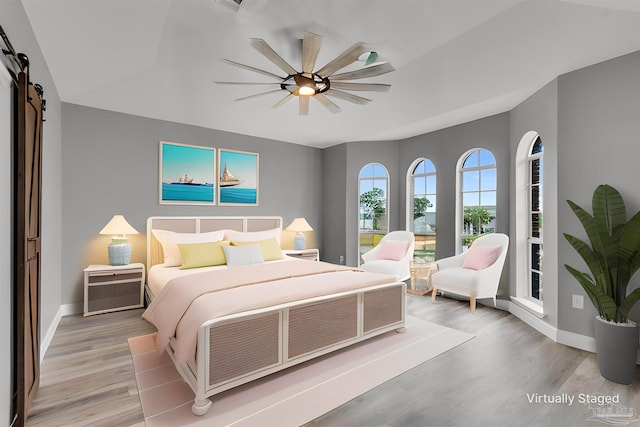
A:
378;240;409;261
462;245;502;270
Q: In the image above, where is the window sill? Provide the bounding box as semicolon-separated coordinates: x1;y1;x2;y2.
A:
510;297;545;319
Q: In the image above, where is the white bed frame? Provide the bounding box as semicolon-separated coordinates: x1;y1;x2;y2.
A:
146;216;406;416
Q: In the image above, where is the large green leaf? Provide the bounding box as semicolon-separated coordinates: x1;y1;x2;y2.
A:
619;288;640;322
563;233;609;295
565;264;617;320
567;199;617;288
618;211;640;274
565;264;600;313
593;184;627;236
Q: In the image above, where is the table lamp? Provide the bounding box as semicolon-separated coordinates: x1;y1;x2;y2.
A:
286;217;313;250
99;215;139;265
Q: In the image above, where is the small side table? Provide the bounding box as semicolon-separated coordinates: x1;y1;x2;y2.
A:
409;262;438;295
84;263;145;316
283;248;320;261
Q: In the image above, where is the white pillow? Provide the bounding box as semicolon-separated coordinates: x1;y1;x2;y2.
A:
224;227;282;244
223;244;264;267
152;229;226;267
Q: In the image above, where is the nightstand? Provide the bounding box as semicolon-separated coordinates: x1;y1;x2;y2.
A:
84;263;145;316
283;248;320;261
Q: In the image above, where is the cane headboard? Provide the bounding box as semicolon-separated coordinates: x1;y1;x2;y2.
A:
146;216;283;270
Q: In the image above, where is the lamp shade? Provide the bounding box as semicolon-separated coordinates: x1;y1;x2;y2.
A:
286;218;313;250
99;215;138;266
286;217;313;233
99;215;139;237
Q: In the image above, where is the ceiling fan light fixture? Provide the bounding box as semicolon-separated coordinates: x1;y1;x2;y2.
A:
218;31;393;115
298;86;316;96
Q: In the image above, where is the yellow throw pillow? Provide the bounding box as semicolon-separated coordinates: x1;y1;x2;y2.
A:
177;241;230;269
231;238;283;261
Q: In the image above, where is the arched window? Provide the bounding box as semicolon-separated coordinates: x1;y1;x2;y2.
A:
358;163;389;263
514;132;545;311
408;158;436;262
528;137;544;301
458;148;496;251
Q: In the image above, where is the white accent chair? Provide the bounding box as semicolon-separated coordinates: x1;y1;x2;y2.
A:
431;233;509;313
360;231;415;282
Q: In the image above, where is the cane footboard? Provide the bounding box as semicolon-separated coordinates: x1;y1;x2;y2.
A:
165;281;406;416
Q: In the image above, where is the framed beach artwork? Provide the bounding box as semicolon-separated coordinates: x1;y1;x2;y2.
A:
159;141;216;205
218;149;259;206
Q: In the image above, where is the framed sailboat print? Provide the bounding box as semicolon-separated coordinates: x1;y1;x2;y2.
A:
159;141;216;205
218;149;259;206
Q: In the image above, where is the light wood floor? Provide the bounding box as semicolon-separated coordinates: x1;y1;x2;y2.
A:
26;296;640;427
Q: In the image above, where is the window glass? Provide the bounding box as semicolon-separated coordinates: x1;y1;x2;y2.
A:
409;159;436;262
359;163;389;263
528;137;543;301
460;149;496;249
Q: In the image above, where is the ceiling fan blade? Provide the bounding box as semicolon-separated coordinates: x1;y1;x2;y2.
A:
330;62;395;81
302;31;322;74
314;93;341;113
299;95;310;116
250;38;298;76
329;82;391;92
324;89;371;105
272;93;295;109
215;81;283;85
222;59;284;80
315;42;368;77
235;89;283;101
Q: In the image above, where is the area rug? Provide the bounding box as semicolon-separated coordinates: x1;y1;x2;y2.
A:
128;316;474;427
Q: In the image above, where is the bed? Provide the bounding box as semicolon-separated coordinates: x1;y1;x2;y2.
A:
142;216;406;416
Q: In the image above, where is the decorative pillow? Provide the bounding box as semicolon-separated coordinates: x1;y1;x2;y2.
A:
223;244;264;267
152;229;226;267
231;238;283;261
462;245;502;270
177;241;230;270
224;227;282;244
378;240;410;261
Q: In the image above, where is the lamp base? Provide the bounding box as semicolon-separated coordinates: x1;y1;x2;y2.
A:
294;234;306;250
108;241;131;266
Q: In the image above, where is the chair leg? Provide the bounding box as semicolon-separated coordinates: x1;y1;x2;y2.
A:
431;287;438;302
470;295;476;314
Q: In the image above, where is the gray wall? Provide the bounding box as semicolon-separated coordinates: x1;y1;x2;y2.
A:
0;0;63;424
322;144;347;264
61;104;323;305
557;50;640;336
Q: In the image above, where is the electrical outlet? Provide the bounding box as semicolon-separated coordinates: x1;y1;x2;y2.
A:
339;255;345;265
572;294;584;309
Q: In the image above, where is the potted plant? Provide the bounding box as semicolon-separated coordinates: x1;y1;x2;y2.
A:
564;184;640;384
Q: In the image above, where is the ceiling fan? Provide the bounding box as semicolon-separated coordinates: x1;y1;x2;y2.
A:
216;31;395;115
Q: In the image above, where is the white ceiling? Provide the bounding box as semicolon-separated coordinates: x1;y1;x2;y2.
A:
21;0;640;148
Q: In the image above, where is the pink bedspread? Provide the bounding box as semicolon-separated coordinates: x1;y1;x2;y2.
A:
142;260;396;364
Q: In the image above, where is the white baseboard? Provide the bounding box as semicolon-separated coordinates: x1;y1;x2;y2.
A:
505;302;640;364
556;328;596;353
508;301;558;342
40;303;82;362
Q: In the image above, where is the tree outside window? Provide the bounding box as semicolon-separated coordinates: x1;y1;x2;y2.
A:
460;149;496;250
360;187;386;230
359;163;389;262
